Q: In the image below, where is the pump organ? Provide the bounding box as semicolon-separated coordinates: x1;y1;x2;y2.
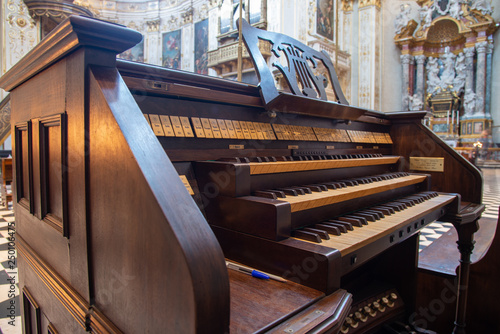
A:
0;16;484;334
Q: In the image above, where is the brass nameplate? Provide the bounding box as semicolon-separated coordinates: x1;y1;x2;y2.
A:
410;157;444;172
229;145;244;149
326;145;335;149
356;146;363;149
179;175;194;195
288;145;299;149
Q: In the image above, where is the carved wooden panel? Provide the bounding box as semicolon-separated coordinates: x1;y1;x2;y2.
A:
239;19;348;107
23;287;41;334
38;113;68;237
15;121;34;213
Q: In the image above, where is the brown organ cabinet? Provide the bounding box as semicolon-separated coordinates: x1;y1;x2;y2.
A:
0;16;486;334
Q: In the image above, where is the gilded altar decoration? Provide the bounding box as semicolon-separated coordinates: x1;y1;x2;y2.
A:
394;0;498;146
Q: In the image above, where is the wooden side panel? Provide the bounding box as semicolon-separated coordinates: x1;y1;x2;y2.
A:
88;66;230;333
18;255;88;334
10;58;72;283
391;121;482;203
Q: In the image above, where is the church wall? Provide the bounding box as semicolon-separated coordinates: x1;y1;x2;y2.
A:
491;3;500;145
0;0;38;101
381;1;415;112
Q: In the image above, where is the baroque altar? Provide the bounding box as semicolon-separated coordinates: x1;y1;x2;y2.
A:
394;0;498;146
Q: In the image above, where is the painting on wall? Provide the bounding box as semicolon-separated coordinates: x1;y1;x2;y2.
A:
316;0;334;40
195;19;209;75
118;39;144;62
162;30;181;69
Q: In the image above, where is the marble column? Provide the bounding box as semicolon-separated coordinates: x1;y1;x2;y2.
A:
475;41;488;115
415;55;426;103
463;47;475;94
485;42;493;117
358;1;382;110
401;54;413;111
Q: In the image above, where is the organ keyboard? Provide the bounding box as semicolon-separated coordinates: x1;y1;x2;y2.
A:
0;16;485;334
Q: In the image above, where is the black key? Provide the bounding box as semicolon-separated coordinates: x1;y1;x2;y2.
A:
389;202;407;210
290;187;306;195
293;230;321;243
321;222;347;233
406;196;424;204
372;206;395;215
306;185;324;192
267;156;277;162
314;224;342;236
328;220;354;231
340;180;358;187
269;190;286;198
312;184;328;191
293;186;312;194
249;157;263;162
354;212;377;222
323;183;338;189
254;191;277;199
278;188;298;196
339;216;367;226
364;210;385;219
304;228;330;240
400;199;417;206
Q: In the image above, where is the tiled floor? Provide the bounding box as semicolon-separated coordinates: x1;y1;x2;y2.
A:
0;169;498;333
0;206;20;334
419;168;500;251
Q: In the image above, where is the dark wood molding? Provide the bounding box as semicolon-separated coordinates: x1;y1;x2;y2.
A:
88;308;123;334
47;323;59;334
38;113;68;236
14;121;34;213
16;235;89;330
0;16;142;92
22;287;41;334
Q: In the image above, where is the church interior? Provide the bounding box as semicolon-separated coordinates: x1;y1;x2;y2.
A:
0;0;499;333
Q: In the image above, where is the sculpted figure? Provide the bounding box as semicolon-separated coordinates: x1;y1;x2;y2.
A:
420;5;433;30
409;94;423;111
394;4;411;34
463;89;476;115
471;0;493;15
426;57;441;94
449;0;463;19
440;51;456;89
453;52;466;93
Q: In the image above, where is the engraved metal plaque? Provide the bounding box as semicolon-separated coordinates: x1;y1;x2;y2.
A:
409;157;444;172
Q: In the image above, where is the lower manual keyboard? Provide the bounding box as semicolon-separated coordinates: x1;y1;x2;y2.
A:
292;192;458;256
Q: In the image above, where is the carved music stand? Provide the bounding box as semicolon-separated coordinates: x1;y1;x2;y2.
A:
239;19;364;120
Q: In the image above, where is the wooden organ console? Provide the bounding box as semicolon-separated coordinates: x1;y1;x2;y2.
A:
0;16;485;334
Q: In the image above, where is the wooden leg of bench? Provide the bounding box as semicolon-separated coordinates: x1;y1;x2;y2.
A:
452;220;479;334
